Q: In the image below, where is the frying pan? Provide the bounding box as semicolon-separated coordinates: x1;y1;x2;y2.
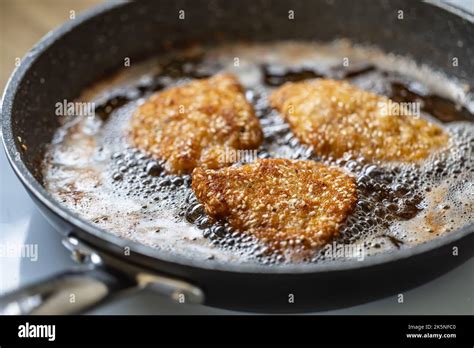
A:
1;0;473;314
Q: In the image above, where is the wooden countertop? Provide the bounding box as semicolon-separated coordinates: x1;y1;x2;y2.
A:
0;0;102;89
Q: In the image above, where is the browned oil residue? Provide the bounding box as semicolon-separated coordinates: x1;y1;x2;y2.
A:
391;82;473;123
262;64;324;86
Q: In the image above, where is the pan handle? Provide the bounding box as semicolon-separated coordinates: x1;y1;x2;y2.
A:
0;267;138;315
0;236;205;314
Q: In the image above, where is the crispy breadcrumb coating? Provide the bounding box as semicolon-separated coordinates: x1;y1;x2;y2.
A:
130;74;263;174
192;159;357;251
270;79;448;162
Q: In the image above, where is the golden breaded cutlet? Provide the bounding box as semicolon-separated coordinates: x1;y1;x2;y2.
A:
130;74;263;174
270;79;449;163
192;159;357;251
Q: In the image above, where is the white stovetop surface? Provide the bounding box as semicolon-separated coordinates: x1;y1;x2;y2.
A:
0;148;473;314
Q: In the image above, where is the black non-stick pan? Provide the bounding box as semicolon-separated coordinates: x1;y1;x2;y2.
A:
1;0;473;314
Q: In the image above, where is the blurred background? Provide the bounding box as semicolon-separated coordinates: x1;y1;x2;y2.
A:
0;0;101;88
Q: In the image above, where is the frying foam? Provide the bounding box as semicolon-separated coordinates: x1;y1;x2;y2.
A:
42;41;474;265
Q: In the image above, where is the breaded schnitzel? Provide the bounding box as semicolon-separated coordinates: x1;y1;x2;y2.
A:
192;159;357;251
130;74;263;174
270;79;448;162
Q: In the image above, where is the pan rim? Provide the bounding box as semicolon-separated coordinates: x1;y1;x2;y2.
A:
1;0;473;275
